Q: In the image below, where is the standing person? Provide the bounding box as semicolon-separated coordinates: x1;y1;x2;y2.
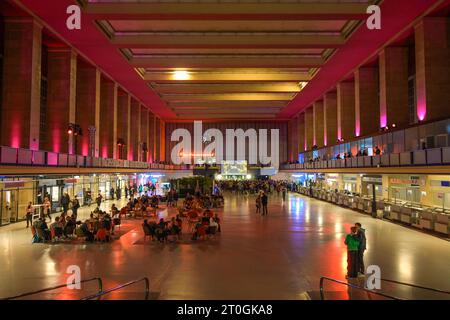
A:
282;186;287;201
110;187;115;200
261;192;268;216
61;193;70;214
344;227;360;279
43;197;52;221
26;202;34;228
355;223;367;276
255;194;262;214
96;193;103;208
72;196;80;218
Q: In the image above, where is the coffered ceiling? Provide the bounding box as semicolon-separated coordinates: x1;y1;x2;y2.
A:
81;0;376;120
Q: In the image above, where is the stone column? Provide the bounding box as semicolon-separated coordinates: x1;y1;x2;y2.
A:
313;100;324;148
337;82;355;141
304;107;314;151
45;48;77;154
355;67;379;137
415;18;450;122
117;90;128;160
76;61;99;156
100;78;116;158
298;113;305;152
324;92;337;146
379;47;409;128
1;19;42;150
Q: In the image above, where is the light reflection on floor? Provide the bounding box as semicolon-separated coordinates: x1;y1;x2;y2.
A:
0;192;449;300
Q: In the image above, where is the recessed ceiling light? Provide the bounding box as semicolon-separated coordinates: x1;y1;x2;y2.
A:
173;70;190;80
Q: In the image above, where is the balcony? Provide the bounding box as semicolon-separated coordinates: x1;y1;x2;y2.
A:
281;147;450;171
0;146;191;171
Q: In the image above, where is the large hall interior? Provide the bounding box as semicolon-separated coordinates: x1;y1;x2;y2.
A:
0;0;449;302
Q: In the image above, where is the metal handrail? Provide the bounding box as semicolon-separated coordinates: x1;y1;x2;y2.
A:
381;278;450;295
80;277;150;300
2;277;103;300
319;277;402;301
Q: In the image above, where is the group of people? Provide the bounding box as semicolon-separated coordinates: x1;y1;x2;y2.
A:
31;203;120;243
182;192;224;210
143;209;221;243
344;223;367;279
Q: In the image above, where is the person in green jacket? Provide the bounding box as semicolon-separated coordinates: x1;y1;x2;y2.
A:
345;226;360;279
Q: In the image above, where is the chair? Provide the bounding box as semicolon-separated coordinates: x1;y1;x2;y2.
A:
113;217;121;231
142;224;153;241
197;226;206;241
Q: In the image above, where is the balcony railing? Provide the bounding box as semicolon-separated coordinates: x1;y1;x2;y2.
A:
281;147;450;171
0;146;192;171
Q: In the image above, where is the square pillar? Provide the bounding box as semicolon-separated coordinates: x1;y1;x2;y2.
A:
1;19;42;150
313;100;324;148
304;107;314;151
160;120;166;162
140;106;149;162
148;113;155;162
324;92;337;146
379;47;409;128
355;67;379;137
100;78;116;159
415;18;450;122
45;48;77;154
76;61;99;156
117;90;129;160
298;113;305;152
337;82;355;141
129;98;139;161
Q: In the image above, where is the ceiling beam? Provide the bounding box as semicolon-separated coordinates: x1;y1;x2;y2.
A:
112;33;345;49
143;71;312;82
168;101;288;109
130;55;324;68
84;3;371;20
175;114;277;119
174;108;280;114
161;93;296;102
151;83;302;94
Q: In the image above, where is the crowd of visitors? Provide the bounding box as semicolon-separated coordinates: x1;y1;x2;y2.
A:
31;204;120;244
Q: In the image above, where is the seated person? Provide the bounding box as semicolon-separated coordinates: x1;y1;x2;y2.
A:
213;214;221;232
80;220;94;242
95;227;109;242
155;219;168;243
208;217;220;234
169;217;182;240
64;216;76;236
201;212;210;225
50;217;64;239
191;222;206;241
34;218;51;241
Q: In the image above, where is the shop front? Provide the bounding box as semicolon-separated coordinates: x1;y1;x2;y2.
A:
0;179;36;225
388;175;426;205
343;174;358;194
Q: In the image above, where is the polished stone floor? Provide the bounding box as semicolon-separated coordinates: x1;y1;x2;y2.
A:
0;192;449;300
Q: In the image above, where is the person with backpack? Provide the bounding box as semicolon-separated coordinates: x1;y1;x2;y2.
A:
344;226;360;279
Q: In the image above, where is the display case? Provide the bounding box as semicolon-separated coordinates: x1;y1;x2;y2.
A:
434;213;449;236
420;209;435;230
400;206;412;224
389;204;402;221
